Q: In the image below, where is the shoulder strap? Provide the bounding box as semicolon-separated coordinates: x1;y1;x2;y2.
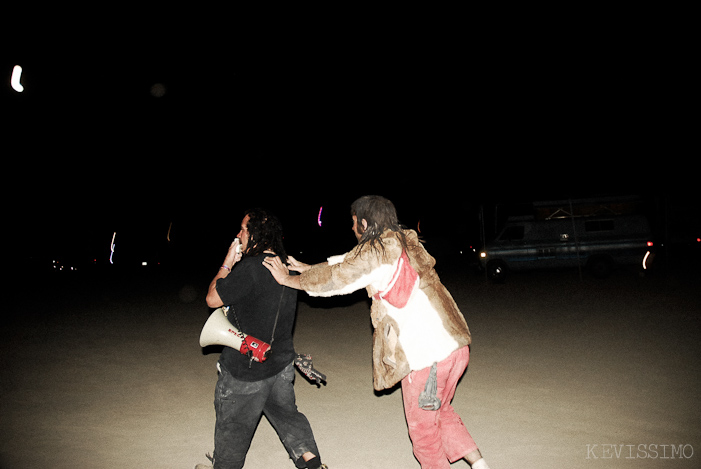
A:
269;286;286;346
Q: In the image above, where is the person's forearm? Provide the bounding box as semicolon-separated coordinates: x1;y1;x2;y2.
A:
206;266;229;307
282;274;302;290
207;240;240;307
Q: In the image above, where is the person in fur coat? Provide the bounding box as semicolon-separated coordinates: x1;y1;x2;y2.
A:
263;196;490;469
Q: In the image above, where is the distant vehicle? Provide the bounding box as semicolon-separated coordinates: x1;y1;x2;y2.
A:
480;212;654;282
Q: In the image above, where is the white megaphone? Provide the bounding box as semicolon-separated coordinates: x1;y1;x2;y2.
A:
199;307;272;363
199;307;244;348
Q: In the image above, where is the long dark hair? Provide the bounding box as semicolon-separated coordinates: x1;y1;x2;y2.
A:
351;195;409;258
243;208;288;263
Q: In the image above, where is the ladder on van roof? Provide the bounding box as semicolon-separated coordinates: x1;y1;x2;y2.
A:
533;196;644;220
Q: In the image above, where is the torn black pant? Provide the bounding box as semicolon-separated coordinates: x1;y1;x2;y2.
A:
213;361;320;469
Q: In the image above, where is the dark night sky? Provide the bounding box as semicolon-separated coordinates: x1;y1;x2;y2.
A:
3;9;696;268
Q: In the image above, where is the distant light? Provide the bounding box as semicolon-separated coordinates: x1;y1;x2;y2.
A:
110;232;116;264
318;206;323;227
697;238;700;243
11;65;24;92
647;241;653;247
142;261;148;266
480;252;487;258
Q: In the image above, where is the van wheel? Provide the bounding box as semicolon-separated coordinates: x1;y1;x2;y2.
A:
588;256;613;278
487;260;508;283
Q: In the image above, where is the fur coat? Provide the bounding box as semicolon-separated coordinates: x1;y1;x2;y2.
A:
299;229;471;390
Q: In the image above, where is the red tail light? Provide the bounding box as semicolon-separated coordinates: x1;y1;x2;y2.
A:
647;241;654;247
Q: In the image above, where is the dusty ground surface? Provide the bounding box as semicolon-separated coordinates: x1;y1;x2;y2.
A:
2;264;700;468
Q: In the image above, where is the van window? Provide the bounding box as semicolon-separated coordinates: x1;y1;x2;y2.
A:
500;225;525;241
585;220;615;232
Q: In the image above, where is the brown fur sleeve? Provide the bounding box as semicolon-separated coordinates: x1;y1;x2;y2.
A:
299;246;382;297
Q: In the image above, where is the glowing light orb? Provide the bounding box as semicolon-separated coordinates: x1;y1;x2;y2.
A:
11;65;24;92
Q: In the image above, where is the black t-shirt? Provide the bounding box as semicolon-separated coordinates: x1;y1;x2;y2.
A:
215;253;297;381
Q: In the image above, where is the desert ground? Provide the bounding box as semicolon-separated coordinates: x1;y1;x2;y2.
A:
1;262;699;468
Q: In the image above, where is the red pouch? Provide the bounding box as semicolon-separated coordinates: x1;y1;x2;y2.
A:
240;335;272;363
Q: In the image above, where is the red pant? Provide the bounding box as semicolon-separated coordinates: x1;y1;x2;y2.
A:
401;346;477;469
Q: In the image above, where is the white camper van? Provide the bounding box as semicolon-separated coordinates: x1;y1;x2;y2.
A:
479;199;654;282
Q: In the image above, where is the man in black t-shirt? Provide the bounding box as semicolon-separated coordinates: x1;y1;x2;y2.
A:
200;208;326;469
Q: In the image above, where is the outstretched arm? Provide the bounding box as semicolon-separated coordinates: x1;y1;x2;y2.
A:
266;247;376;298
263;256;302;290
